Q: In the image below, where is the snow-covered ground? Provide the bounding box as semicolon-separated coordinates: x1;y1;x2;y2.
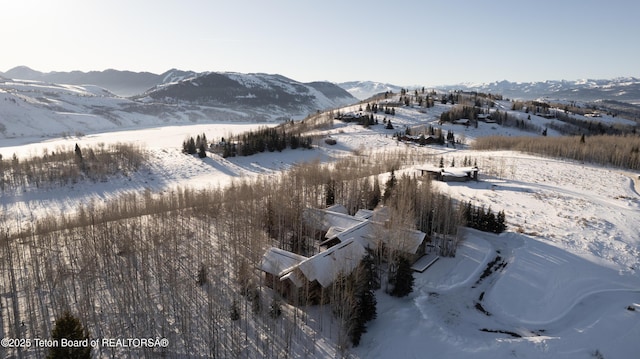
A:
2;95;639;358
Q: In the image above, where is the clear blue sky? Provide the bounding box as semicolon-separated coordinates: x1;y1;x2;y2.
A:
3;0;639;86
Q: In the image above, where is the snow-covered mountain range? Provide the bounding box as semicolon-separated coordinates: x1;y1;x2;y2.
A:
0;66;185;97
440;78;640;103
138;72;355;112
0;69;356;139
337;78;640;104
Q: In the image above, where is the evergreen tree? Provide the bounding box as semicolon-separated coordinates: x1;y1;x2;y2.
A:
390;256;414;297
251;288;262;314
269;298;282;319
222;142;233;158
74;143;85;171
325;179;336;206
496;210;507;233
184;137;197;154
367;177;381;210
47;311;91;359
196;263;207;286
197;142;207;158
290;134;300;149
230;300;240;321
383;169;397;202
74;143;83;160
348;254;378;347
485;208;497;232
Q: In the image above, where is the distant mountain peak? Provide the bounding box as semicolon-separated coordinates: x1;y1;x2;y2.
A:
140;72;356;114
436;78;640;103
338;81;403;100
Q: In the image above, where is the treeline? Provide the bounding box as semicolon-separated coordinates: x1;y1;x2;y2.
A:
490;110;543;134
439;90;500;107
473;134;640;170
510;99;637;136
182;133;208;158
0;143;146;192
460;202;506;234
550;111;635;136
182;116;328;159
440;105;480;122
220;126;313;158
439;106;542;134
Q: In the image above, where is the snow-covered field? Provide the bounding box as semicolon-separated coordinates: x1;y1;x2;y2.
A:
2;95;639;358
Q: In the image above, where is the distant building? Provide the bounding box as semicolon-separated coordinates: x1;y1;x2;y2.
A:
477;114;496;123
452;118;471;126
417;165;479;182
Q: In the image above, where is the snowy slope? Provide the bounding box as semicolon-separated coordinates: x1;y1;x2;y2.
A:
0;75;357;141
140;72;356;114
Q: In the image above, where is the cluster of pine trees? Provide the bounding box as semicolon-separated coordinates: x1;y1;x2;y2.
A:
182;133;208;158
221;127;313;158
337;113;378;127
397;88;436;108
490;110;543;134
439;105;480;123
395;125;451;146
460;202;507;234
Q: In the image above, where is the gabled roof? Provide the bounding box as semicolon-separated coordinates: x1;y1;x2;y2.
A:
303;207;366;233
260;247;307;276
321;220;372;247
326;204;349;214
322;220;426;256
354;209;374;219
290;238;368;288
383;227;427;254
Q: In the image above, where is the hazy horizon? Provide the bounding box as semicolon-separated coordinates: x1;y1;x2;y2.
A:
3;0;639;86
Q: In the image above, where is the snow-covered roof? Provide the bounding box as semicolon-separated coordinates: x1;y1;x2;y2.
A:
326;204;349;214
354;209;374;219
443;166;478;178
387;228;427;254
416;165;444;173
416;165;478;178
303;207;366;232
293;238;368;288
322;220;426;255
260;247;307;276
322;220;373;247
